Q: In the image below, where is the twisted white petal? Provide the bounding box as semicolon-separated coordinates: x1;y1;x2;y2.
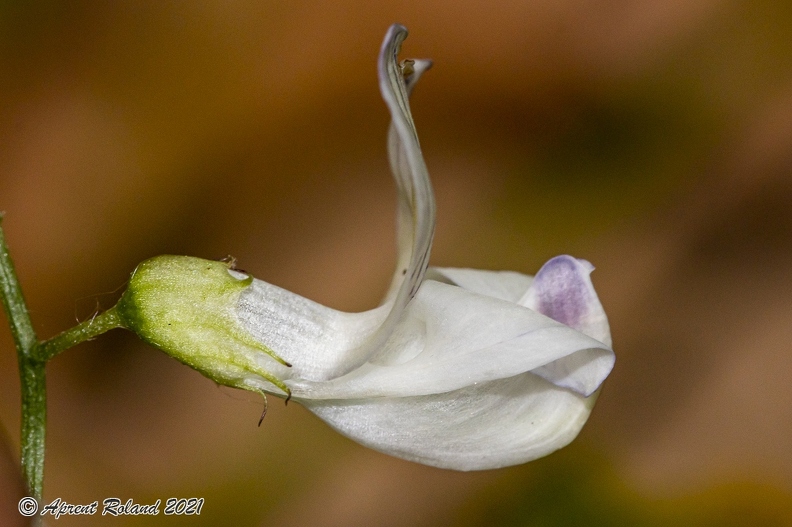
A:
231;24;615;470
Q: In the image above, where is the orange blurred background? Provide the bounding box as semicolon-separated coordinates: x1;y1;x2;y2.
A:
2;1;792;525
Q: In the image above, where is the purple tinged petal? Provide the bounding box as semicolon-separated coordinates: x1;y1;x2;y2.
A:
521;255;614;396
525;256;592;328
520;255;610;346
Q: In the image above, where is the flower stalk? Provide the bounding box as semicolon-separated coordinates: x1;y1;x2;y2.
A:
37;307;123;362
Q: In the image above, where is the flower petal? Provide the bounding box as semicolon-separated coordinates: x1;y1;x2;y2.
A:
373;24;436;361
384;57;434;303
236;24;436;382
237;278;388;382
522;255;614;396
304;371;597;471
426;267;534;303
289;280;611;399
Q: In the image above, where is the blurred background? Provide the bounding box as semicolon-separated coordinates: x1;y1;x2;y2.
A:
1;1;792;525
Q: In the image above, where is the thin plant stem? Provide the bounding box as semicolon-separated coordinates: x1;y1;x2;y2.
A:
37;307;123;362
0;216;45;503
0;217;123;516
18;357;45;504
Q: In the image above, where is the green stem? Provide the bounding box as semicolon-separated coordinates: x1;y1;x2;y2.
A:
0;217;44;503
37;307;123;362
1;217;123;516
0;218;37;361
18;357;45;504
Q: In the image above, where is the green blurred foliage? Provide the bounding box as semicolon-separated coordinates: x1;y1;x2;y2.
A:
457;445;792;527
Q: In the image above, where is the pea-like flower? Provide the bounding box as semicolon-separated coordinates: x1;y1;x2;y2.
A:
116;24;614;471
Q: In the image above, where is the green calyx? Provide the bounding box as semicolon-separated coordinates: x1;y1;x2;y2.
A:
116;255;291;398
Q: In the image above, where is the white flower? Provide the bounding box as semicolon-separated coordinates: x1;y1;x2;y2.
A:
116;24;614;471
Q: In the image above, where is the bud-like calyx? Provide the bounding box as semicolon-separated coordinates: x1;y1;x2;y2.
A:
116;255;291;397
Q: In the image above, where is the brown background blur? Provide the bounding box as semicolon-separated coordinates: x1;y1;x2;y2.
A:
2;1;792;526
